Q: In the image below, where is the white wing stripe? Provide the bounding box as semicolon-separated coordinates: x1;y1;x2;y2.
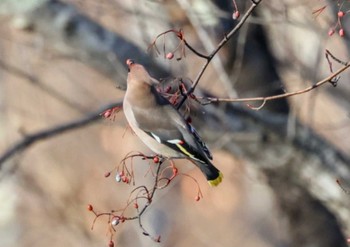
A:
167;139;182;144
151;133;162;143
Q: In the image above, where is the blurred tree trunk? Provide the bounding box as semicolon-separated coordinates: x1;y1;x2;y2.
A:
1;0;350;246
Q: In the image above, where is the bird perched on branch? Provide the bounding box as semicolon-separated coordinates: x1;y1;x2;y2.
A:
123;59;223;186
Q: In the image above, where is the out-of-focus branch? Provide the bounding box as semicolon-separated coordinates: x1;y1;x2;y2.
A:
0;102;123;168
10;0;169;89
0;59;88;112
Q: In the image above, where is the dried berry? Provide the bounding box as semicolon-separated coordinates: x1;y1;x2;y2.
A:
108;240;114;247
115;173;121;182
111;217;120;226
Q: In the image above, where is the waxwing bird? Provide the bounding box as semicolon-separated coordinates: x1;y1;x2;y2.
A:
123;59;223;186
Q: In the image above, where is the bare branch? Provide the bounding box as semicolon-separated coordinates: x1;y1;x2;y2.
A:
199;61;350;105
183;39;209;59
176;0;262;109
177;0;237;98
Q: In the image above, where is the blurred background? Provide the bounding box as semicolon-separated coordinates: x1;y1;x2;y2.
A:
0;0;350;246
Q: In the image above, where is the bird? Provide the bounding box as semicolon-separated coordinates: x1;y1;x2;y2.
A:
123;59;223;186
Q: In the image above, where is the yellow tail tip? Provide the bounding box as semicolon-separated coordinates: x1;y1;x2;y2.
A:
208;172;223;186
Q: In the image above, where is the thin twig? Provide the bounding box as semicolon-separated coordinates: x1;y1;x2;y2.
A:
125;158;163;221
198;62;350;105
183;39;209;59
177;0;237;98
177;0;262;109
121;158;163;242
325;49;347;66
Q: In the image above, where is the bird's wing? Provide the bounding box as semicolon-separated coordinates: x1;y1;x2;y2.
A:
131;96;210;163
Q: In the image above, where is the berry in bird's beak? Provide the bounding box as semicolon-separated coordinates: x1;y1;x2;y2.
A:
126;59;134;67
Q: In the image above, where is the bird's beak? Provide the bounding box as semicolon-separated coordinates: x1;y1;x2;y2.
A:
126;59;134;69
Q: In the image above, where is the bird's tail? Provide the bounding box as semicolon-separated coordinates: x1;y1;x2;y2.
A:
191;160;223;186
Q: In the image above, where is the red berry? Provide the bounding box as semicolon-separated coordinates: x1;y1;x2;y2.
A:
232;11;240;20
166;52;174;60
103;109;112;118
108;240;114;247
153;156;160;163
104;172;111;178
339;28;345;37
172;167;178;175
87;204;93;211
134;202;139;209
195;196;200;201
338;11;345;18
126;59;133;66
328;29;335;36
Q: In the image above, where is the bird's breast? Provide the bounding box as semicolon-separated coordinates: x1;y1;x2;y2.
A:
123;98;185;158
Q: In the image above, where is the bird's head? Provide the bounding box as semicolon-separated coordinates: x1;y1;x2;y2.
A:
126;59;158;86
126;59;135;69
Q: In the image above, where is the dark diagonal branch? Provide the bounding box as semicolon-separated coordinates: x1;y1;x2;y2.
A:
0;101;123;168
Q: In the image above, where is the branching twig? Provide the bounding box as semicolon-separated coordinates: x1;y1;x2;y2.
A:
89;154;203;243
176;0;262;109
0;102;123;168
90;156;168;243
177;0;238;98
197;61;350;107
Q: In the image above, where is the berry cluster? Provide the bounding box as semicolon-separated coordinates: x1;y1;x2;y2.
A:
329;10;347;37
